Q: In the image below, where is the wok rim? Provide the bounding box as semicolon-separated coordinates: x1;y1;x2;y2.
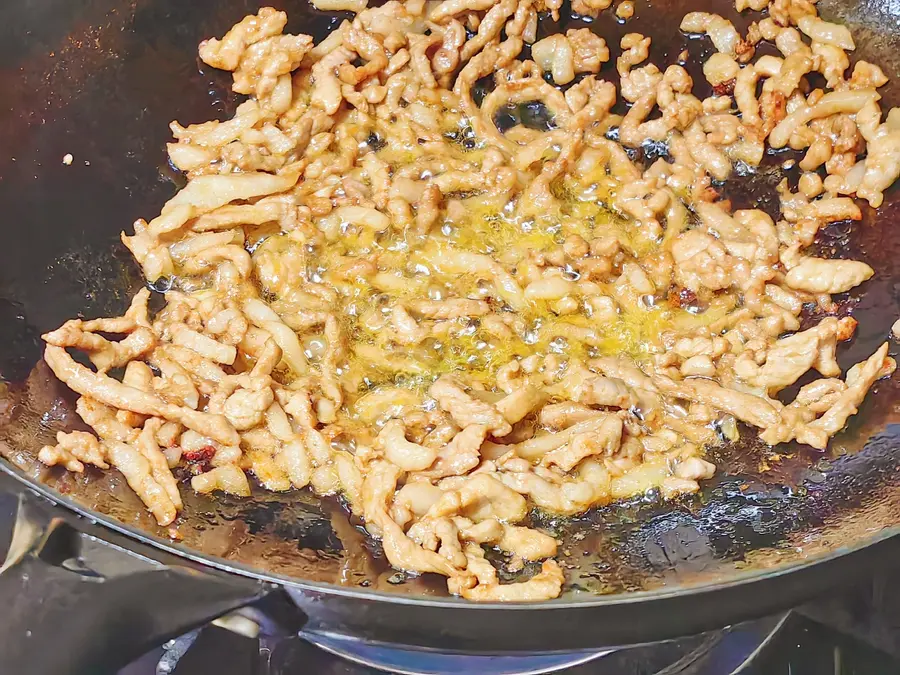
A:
3;455;897;611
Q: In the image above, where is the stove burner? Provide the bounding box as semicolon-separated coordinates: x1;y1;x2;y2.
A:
293;613;788;675
302;633;611;675
133;612;790;675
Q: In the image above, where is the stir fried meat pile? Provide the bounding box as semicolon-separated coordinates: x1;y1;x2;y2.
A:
38;0;899;600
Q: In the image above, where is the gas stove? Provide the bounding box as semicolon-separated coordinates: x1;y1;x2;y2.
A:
1;489;897;675
117;607;900;675
114;574;900;674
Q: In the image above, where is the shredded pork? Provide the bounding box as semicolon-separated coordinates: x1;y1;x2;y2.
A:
38;1;898;601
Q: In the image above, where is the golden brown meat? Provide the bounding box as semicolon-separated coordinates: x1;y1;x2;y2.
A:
37;3;899;602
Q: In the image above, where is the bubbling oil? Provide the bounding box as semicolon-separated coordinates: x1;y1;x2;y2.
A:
237;157;731;428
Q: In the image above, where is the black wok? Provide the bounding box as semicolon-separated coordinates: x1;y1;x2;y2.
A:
1;0;899;673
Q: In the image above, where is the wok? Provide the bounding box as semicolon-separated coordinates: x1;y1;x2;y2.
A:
1;0;900;672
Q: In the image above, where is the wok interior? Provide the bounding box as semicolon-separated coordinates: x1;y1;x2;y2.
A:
0;0;899;600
